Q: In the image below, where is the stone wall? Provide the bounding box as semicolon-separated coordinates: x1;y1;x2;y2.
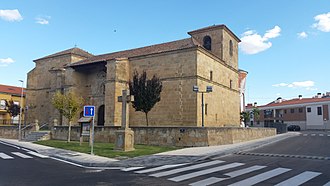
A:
0;126;34;139
50;126;276;147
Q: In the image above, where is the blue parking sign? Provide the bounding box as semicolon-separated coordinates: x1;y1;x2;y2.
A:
84;105;95;117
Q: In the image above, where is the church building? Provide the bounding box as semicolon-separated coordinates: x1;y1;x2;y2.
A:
26;24;242;128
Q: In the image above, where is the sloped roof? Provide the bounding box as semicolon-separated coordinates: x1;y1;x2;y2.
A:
188;24;241;42
34;47;94;61
0;84;26;96
68;38;199;67
257;97;330;109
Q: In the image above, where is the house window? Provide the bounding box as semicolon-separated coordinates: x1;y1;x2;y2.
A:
229;40;233;56
230;80;233;89
284;109;287;114
290;109;294;113
210;71;213;81
307;107;311;112
299;108;303;113
205;104;208;115
317;107;322;115
203;36;212;51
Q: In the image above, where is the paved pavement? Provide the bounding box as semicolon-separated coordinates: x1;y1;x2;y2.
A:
0;132;299;168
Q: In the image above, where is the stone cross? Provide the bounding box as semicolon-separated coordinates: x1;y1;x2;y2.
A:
117;90;134;129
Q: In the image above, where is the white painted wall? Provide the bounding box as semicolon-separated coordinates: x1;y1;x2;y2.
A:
306;105;323;127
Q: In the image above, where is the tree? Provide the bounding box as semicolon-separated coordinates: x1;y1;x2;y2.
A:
129;70;162;126
240;111;250;125
52;91;83;142
5;100;21;124
252;108;260;121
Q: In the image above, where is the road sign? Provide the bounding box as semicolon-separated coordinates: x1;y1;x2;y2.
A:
84;105;95;117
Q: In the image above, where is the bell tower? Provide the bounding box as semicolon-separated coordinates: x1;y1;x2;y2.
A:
188;25;240;70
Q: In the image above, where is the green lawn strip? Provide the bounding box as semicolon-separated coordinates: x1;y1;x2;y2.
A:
34;140;179;158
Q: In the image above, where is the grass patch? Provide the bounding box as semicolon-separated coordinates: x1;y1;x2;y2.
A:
34;140;179;159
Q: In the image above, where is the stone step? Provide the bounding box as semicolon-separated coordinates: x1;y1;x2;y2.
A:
23;131;50;142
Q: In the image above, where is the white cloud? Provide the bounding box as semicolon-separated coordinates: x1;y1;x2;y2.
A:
0;58;15;67
272;81;316;90
312;12;330;32
239;26;281;54
0;9;23;22
297;32;308;38
35;16;50;25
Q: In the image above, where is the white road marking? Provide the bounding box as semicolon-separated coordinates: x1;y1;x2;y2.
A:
311;134;316;136
224;165;267;177
275;171;321;186
190;177;225;186
27;151;49;158
169;162;244;182
328;135;330;137
323;181;330;186
12;152;33;159
189;165;267;186
303;134;308;136
135;163;187;174
228;167;291;186
319;134;324;137
0;152;14;159
150;160;224;178
121;167;144;172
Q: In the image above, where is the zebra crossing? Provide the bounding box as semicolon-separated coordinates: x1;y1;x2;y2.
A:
0;151;49;160
301;133;330;137
122;160;329;186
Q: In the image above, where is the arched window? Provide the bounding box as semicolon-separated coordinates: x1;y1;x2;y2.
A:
229;40;233;56
97;105;105;126
203;36;212;51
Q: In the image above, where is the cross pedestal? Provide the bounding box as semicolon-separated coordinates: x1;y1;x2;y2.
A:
114;90;135;151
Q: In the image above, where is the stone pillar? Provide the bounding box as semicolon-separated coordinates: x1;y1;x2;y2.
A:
104;58;130;126
34;119;39;131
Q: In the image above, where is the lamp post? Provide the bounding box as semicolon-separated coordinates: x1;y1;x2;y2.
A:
193;85;213;127
18;80;24;141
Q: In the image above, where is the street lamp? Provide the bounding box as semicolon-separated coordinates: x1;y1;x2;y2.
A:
18;80;24;141
193;85;213;127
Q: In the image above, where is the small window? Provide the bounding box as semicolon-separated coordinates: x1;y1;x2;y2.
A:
317;107;322;115
284;109;287;114
203;36;212;51
229;40;233;56
307;107;311;112
290;109;295;113
210;71;213;81
230;80;233;89
205;104;208;115
299;108;303;113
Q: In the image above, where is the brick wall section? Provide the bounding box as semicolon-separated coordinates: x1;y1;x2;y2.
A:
323;104;329;121
50;126;276;147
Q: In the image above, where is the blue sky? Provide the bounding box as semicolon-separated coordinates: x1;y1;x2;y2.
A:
0;0;329;105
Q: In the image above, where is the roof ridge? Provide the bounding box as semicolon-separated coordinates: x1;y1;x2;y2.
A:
34;47;94;61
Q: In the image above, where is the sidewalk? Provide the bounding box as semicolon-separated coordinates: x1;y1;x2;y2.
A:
0;132;299;168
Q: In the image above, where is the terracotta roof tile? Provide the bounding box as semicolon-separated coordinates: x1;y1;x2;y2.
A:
0;84;26;96
68;38;198;67
34;47;94;61
258;97;330;108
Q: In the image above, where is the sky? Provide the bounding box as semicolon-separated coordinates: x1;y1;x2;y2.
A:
0;0;329;105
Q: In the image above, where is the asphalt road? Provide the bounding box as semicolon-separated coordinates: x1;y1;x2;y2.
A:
1;131;330;186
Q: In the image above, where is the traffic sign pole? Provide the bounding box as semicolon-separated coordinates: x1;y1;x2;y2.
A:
91;116;95;155
83;105;96;155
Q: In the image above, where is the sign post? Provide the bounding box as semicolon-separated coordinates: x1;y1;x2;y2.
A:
83;105;95;155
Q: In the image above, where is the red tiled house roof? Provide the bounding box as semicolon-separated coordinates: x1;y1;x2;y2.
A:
257;97;330;109
0;84;26;96
34;47;94;62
